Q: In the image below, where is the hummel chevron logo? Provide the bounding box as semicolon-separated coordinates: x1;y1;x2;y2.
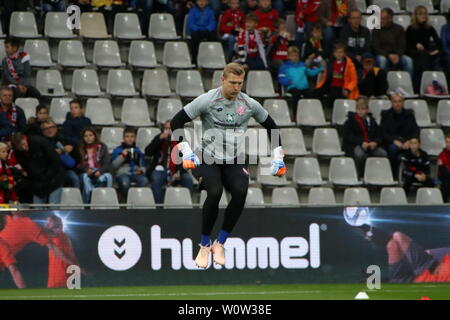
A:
114;249;126;259
114;238;126;247
114;238;126;259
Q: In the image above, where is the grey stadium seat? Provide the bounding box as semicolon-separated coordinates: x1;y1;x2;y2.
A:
113;13;145;40
245;187;265;208
416;188;444;204
272;187;300;206
80;12;111;39
344;188;372;205
164;187;193;208
15;98;39;121
163;41;195;69
404;99;434;127
58;40;88;68
420;71;450;98
93;40;124;68
332;99;356;126
364;157;398;186
45;12;76;39
156;98;183;124
72;69;104;97
312;128;345;157
296;99;329;127
10;11;41;38
293;157;326;186
121;98;153;126
85;98;117;125
137;127;161;151
372;0;403;13
436;100;450;127
380;187;408;204
387;71;418;98
36;70;67;97
128;40;159;68
197;42;226;69
142;69;174;97
406;0;437;13
246;71;278;98
127;188;156;209
328;157;362;186
50;98;71;125
149;13;179;40
308;187;336;205
393;15;411;31
420;128;445;156
60;188;84;209
101;127;124;153
90;188;120;209
263;99;295;127
24;40;55;68
106;69;138;97
280;128;309;156
368;99;391;124
176;70;205;97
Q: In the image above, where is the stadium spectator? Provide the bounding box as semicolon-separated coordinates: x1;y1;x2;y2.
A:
235;13;268;70
187;0;217;61
254;0;279;38
6;146;30;203
220;0;246;61
62;99;92;147
406;6;442;93
278;46;323;108
0;0;29;36
43;0;66;12
41;120;81;189
272;0;296;17
0;112;13;142
11;132;65;205
358;53;388;98
90;0;132;34
380;94;419;178
438;133;450;202
26;105;50;137
2;37;41;99
145;120;193;203
294;0;320;47
78;128;112;203
343;98;386;178
111;127;148;200
267;18;291;73
301;23;328;68
0;143;17;204
441;10;450;83
174;0;195;34
372;8;413;77
70;0;93;12
0;87;27;135
400;137;434;194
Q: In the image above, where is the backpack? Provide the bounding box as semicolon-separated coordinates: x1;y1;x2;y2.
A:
426;80;446;95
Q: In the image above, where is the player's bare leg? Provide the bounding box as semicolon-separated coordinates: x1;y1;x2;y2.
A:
386;236;405;265
8;264;26;288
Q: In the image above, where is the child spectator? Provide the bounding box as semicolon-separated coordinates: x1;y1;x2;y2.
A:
235;13;267;70
187;0;217;62
220;0;246;61
62;100;92;147
0;143;17;204
0;87;27;135
254;0;279;38
2;37;41;99
111;127;148;200
401;137;434;194
295;0;320;47
438;133;450;202
302;23;328;69
78;128;112;203
267;18;291;73
358;53;388;98
278;46;323;108
26;105;50;136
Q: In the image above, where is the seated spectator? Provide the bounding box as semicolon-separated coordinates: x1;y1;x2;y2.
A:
2;37;41;99
358;53;388;98
372;8;413;77
78;128;112;204
111;127;149;200
254;0;279;39
187;0;217;61
380;94;419;178
6;144;30;203
62;99;92;147
41;120;81;189
343;98;387;177
220;0;246;61
26;105;50;136
438;133;450;202
278;46;323;108
0;87;27;134
0;142;17;204
145;120;193;203
235;13;268;70
11;132;65;205
294;0;320;47
316;42;359;107
267;18;291;73
401;137;434;194
302;23;328;68
406;6;442;93
43;0;66;12
241;0;258;14
338;9;371;66
441;10;450;84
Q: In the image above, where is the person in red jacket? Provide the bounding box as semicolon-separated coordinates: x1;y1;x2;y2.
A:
295;0;320;47
438;133;450;202
267;18;291;73
0;143;16;205
254;0;279;39
220;0;246;61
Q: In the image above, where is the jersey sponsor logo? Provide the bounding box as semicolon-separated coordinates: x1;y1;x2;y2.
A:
236;106;247;115
216;107;223;112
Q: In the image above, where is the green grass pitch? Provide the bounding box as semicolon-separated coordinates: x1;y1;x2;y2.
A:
0;283;449;300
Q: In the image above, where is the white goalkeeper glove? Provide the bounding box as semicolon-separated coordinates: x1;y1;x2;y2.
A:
270;146;286;177
177;142;200;170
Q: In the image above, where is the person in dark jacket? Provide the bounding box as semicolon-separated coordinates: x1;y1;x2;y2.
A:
438;133;450;202
62;99;92;147
380;94;420;178
358;53;388;98
0;112;13;142
11;132;65;204
26;105;50;136
0;87;27;135
343;98;387;177
400;137;435;194
145;120;193;203
301;23;328;68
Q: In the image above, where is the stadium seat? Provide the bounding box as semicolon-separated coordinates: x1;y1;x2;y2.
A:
93;40;124;68
406;0;437;13
246;71;278;98
257;157;290;186
90;188;120;209
293;157;326;186
121;98;153;126
50;98;71;125
9;12;41;38
113;13;145;40
60;188;84;210
106;69;138;97
136;127;161;150
436;100;450;127
101;127;124;153
380;187;408;204
285;15;296;41
312;128;345;156
280;128;309;156
80;12;111;39
373;0;404;13
200;189;228;208
149;13;179;40
15;98;39;121
85;98;117;125
387;71;418;98
0;40;5;62
163;41;195;69
404;99;435;127
57;40;89;67
45;12;76;39
24;40;55;68
244;128;270;157
164;187;193;208
128;40;159;68
420;71;450;98
72;69;104;97
368;99;391;124
393;15;411;30
343;188;372;205
127;188;156;209
36;70;67;97
420;128;445;156
142;69;174;97
332;99;356;126
176;70;205;97
442;0;450;13
263;99;295;127
211;70;223;88
182;14;191;39
245;187;265;207
429;15;446;34
272;187;300;206
0;23;4;39
355;0;367;12
156;98;183;124
308;187;336;205
328;157;362;186
197;42;226;69
416;188;444;204
296;99;329;127
364;157;398;186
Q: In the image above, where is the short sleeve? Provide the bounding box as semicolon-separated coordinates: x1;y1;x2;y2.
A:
26;219;50;246
251;98;269;123
183;93;209;120
0;238;16;268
